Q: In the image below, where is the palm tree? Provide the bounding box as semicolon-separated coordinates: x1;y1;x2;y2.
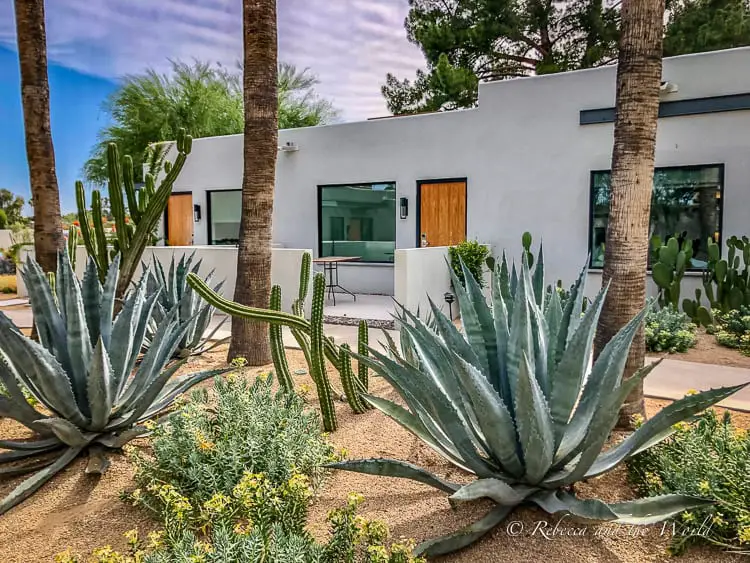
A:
14;0;63;273
228;0;278;364
594;0;666;428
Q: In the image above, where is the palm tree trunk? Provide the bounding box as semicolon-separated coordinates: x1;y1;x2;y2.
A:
14;0;63;274
593;0;665;429
228;0;278;365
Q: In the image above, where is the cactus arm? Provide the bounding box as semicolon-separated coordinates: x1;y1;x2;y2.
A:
90;191;110;283
339;344;366;414
298;252;311;305
310;273;337;431
107;144;129;255
116;132;192;298
122;155;141;226
269;285;294;392
358;319;370;392
187;273;311;332
75;182;103;278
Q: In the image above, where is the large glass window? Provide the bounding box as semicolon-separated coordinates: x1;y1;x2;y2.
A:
319;182;396;263
590;165;723;268
208;190;241;245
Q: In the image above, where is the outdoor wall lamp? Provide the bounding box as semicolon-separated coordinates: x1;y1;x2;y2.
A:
444;292;455;319
400;197;409;219
194;204;201;222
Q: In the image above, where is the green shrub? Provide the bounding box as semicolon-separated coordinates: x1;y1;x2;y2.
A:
644;306;698;353
627;408;750;553
57;493;424;563
127;373;336;528
713;306;750;355
448;239;489;288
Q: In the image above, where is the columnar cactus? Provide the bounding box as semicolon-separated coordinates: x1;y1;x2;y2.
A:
339;343;366;414
76;129;192;300
67;226;79;271
310;273;337;431
357;320;370;395
269;284;294;392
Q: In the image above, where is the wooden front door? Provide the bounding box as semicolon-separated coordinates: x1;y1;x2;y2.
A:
166;193;193;246
418;180;467;247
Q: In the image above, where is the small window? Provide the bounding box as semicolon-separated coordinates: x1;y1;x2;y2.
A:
208;190;241;245
590;165;723;269
319;182;396;263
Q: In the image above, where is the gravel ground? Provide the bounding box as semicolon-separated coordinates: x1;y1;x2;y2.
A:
0;347;746;562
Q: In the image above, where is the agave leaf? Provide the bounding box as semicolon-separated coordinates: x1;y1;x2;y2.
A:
81;259;103;346
489;269;511;401
87;339;114;431
2;330;88;428
99;255;120;349
607;494;715;525
555;306;648;463
32;418;94;447
0;437;61;451
549;362;658;487
459;259;500;380
108;280;146;391
415;504;514;557
362;348;498;477
130;367;229;426
0;446;82;516
585;381;748;479
327;458;460;494
59;251;93;412
114;357;186;424
96;425;149;448
448;261;491;377
530;489;618;520
556;263;587;362
0;358;45;429
361;394;470;471
505;259;533;404
514;353;554;484
544;284;563;375
456;359;524;478
450;479;534;505
0;458;56;477
548;285;607;444
426;297;482;374
532;241;545;307
0;444;63;462
396;310;493;458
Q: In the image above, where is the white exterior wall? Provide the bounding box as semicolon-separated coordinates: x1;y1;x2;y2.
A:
166;47;750;296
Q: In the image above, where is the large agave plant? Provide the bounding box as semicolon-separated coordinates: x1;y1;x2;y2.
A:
330;246;747;557
143;251;228;358
0;251;228;514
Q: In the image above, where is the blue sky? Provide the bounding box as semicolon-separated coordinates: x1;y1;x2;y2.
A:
0;0;424;213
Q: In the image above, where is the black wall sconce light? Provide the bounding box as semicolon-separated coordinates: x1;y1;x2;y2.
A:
444;291;455;319
399;197;408;219
193;204;201;222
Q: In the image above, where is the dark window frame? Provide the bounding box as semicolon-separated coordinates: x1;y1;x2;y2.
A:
317;181;397;264
206;188;241;246
587;163;725;270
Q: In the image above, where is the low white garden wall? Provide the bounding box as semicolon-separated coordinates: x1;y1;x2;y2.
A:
16;246;313;315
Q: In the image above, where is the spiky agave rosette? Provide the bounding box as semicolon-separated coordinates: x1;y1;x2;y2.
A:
0;250;228;514
329;244;747;557
142;251;228;358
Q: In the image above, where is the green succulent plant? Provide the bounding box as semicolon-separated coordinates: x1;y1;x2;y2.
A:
0;250;228;515
143;251;228;358
328;245;746;557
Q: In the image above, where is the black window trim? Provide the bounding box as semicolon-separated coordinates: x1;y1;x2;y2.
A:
317;180;398;264
587;163;725;270
206;188;241;246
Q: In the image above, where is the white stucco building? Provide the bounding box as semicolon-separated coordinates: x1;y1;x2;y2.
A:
160;47;750;297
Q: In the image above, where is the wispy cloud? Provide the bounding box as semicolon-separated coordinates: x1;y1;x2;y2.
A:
0;0;425;120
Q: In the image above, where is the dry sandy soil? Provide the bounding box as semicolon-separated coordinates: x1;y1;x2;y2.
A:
651;330;750;370
0;347;747;563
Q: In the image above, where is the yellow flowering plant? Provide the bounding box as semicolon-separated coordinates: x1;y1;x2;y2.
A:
628;408;750;554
